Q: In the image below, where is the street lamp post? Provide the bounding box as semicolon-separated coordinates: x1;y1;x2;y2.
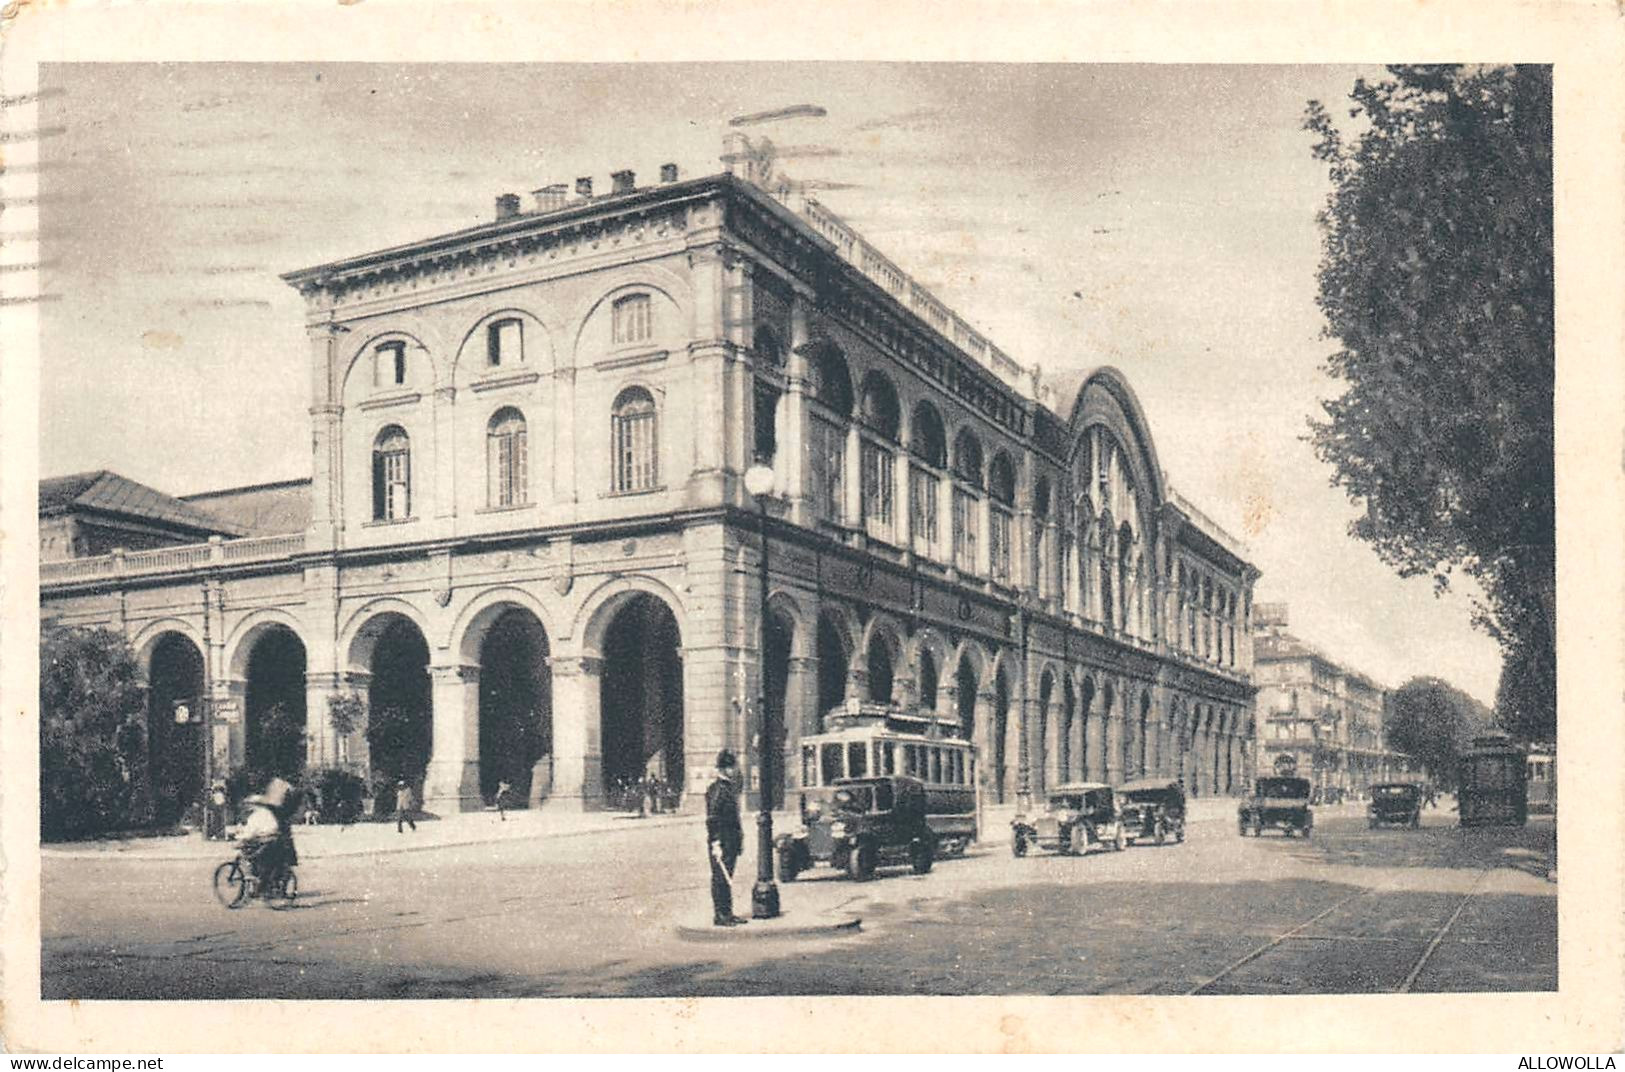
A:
744;463;780;920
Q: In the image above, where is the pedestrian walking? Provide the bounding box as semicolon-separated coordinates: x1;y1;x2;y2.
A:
705;750;748;927
395;779;416;833
495;779;511;821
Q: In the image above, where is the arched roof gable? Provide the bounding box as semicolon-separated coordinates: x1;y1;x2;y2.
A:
1061;366;1168;508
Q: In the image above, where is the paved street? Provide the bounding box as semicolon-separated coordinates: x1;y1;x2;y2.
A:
41;800;1556;999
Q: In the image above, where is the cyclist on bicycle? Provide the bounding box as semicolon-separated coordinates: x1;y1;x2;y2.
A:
238;794;293;884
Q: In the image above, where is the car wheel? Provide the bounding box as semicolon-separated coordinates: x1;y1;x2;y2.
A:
911;838;935;875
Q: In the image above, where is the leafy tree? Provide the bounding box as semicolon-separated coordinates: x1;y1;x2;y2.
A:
1305;65;1554;730
40;623;148;839
1386;676;1494;784
366;703;430;806
253;702;307;779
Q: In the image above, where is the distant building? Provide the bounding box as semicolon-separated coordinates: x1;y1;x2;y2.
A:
1251;605;1418;796
40;471;244;562
41;137;1260;819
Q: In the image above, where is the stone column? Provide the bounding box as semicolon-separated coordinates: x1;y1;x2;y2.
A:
547;654;601;811
552;367;578;509
893;449;912;549
432;385;458;524
843;423;863;527
425;663;481;813
784;290;813;525
785;654;818;789
304;319;344;552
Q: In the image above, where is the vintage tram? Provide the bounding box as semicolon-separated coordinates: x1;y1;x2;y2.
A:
1457;733;1528;827
796;699;979;855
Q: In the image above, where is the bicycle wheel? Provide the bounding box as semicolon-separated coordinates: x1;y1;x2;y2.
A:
213;860;248;909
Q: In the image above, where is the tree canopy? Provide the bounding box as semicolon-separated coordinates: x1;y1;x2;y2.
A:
1305;65;1554;739
40;623;149;839
1386;676;1494;784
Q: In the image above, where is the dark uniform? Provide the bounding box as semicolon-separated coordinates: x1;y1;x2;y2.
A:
705;754;744;925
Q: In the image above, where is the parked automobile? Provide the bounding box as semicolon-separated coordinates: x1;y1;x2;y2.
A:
1011;782;1126;856
1118;777;1187;846
776;775;936;882
1367;782;1423;829
1238;776;1314;837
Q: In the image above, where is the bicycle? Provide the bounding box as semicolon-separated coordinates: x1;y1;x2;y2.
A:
212;843;299;909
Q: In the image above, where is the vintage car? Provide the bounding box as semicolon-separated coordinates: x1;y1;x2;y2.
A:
1118;778;1187;846
776;775;936;882
1367;782;1424;829
1011;782;1126;856
1238;776;1314;837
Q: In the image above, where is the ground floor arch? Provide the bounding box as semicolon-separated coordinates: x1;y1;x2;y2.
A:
242;624;307;777
364;614;433;792
474;606;552;806
599;592;684;799
145;632;205;825
816;614;849;725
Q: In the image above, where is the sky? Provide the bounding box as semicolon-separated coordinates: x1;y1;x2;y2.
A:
38;62;1506;704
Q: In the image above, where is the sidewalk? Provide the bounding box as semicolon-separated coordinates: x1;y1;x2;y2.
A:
43;793;1255;863
40;806;698;862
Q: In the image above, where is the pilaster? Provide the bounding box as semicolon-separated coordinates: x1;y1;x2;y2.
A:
425;662;481;812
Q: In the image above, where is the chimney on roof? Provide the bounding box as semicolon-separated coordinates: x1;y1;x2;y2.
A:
575;176;594;199
495;193;522;220
611;169;635;195
533;184;568;212
660;163;679;184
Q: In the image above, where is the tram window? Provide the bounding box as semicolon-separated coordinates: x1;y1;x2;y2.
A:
874;782;894;811
883;741;896;775
849;742;868;778
951;751;962;784
908;745;921;777
803;746;816;787
821;744;844;784
931;748;943;783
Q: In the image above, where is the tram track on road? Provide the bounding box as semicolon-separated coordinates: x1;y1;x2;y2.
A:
1395;866;1489;993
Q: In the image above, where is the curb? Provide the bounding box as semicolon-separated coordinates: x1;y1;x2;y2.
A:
673;915;863;942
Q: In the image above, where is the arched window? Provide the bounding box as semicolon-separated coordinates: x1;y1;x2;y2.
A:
918;651;939;713
951;429;984;574
611;387;659;493
754;327;786;370
952;429;984;488
859;374;900;539
859;372;901;442
806;344;851;524
486;407;528;508
988;453;1016;584
611;294;653;346
372;426;411;521
908;402;947;558
807;344;854;416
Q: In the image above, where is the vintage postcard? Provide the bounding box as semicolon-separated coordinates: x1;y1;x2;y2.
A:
1;0;1621;1054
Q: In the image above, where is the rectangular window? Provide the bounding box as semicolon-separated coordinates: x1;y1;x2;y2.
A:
952;488;979;573
861;440;895;536
375;341;406;387
848;742;867;778
809;417;845;524
820;743;844;784
882;741;895;775
909;466;938;552
990;506;1012;584
487;319;523;367
487;429;528;507
612;294;653;345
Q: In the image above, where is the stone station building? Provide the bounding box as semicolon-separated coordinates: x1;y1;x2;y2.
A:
41;143;1260;816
